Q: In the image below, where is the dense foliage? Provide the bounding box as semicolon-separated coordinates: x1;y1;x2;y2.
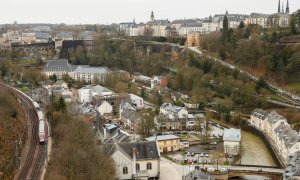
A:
201;18;300;87
45;97;115;180
0;86;25;179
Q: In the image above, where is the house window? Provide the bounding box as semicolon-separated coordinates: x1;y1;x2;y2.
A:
123;166;128;174
136;163;140;171
147;162;152;170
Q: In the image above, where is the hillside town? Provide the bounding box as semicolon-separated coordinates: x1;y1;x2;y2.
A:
1;0;300;180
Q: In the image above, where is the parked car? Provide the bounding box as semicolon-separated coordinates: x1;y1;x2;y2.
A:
187;152;191;157
200;153;204;157
205;153;209;157
220;168;228;172
208;167;214;172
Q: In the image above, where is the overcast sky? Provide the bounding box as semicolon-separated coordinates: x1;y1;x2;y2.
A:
0;0;299;24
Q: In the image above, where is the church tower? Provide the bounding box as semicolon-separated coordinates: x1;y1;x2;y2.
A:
278;0;281;13
286;0;290;14
150;11;155;21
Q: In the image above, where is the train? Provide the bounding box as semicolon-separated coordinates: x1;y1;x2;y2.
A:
37;110;47;144
1;83;47;144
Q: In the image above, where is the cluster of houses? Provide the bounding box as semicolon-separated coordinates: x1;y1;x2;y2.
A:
95;118;160;180
122;0;292;37
132;73;168;90
0;26;93;46
250;109;300;179
156;103;205;131
77;84;145;131
42;59;110;83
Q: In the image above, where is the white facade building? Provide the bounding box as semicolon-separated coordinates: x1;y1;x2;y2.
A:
250;109;300;167
129;94;144;109
78;87;91;103
78;85;113;103
97;101;113;115
42;59;110;83
108;141;160;180
223;128;241;156
160;103;189;118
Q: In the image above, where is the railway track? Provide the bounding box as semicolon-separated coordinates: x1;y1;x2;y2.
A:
0;83;46;180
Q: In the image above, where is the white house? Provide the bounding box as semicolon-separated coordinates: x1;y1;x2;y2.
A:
129;94;144;109
78;85;113;103
78;86;92;103
223;128;241;156
250;108;269;131
106;141;160;180
97;101;113;116
160;103;188;118
265;111;289;141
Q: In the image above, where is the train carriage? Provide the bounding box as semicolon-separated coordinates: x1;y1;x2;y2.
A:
38;119;47;144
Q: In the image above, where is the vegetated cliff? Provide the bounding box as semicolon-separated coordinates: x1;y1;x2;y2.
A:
0;86;25;179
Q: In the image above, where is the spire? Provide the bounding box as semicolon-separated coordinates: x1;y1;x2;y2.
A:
225;10;229;16
282;2;284;13
278;0;281;13
286;0;290;14
150;11;155;21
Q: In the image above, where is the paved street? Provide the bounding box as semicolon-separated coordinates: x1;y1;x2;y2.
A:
160;157;195;180
160;157;284;180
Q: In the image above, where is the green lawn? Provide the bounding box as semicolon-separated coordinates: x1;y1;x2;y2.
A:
178;134;192;140
268;93;291;104
285;83;300;96
18;59;38;64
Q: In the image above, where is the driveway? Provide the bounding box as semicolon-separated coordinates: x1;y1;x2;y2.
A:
160;157;194;180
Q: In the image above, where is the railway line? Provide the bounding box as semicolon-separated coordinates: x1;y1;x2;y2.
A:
0;83;46;180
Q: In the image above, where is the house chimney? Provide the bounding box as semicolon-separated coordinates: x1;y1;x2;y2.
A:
132;148;136;175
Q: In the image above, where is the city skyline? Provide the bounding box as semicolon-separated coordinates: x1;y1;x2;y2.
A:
0;0;299;24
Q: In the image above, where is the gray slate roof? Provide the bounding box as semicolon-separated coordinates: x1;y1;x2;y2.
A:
118;141;160;160
161;103;187;114
285;151;300;179
223;128;241;142
146;135;180;141
267;111;287;125
43;59;77;72
35;32;51;39
121;108;141;122
251;108;269;120
172;19;198;24
147;19;170;26
274;124;300;149
56;31;73;39
181;23;203;28
79;31;93;40
74;66;109;74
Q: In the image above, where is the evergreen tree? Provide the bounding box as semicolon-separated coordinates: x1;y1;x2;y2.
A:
238;21;245;29
223;15;229;33
290;15;297;35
